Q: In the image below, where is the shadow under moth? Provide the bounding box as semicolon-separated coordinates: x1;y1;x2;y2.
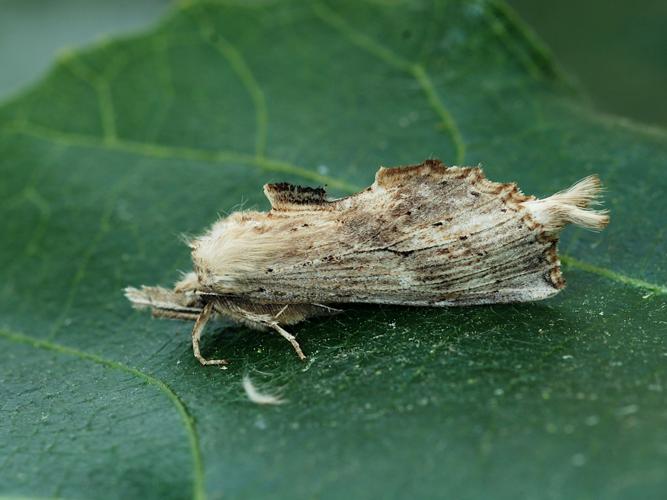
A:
125;160;609;365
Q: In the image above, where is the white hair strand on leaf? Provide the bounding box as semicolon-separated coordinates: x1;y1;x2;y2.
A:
242;375;286;405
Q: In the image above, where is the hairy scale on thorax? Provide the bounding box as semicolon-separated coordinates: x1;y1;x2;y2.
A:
126;159;609;366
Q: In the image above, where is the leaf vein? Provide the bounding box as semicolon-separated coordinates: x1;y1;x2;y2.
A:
61;54;118;144
0;328;206;500
191;9;269;158
311;1;466;164
47;170;138;340
4;123;358;192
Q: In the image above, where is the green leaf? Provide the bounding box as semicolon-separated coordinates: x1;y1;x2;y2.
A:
0;0;169;100
1;1;665;499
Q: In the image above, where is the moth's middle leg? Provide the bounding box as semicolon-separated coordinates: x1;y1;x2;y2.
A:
228;304;307;361
267;305;306;360
270;322;306;361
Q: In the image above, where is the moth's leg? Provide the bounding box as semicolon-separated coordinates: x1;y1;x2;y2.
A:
191;302;228;366
267;306;306;360
125;286;203;319
153;309;200;321
311;303;343;314
228;305;307;361
270;322;306;361
274;304;289;320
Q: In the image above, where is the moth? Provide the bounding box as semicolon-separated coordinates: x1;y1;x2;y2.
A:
125;160;609;365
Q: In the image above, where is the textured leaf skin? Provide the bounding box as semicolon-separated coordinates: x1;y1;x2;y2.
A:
0;1;666;499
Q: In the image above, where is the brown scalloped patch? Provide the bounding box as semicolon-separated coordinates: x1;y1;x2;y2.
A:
518;213;565;290
374;158;447;187
488;178;565;291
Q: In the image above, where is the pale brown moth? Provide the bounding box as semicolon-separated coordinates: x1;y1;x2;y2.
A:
125;160;609;365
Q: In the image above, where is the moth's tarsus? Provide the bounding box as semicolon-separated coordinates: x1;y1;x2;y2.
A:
523;175;609;233
125;159;610;367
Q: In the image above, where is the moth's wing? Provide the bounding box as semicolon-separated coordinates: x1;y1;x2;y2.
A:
196;160;583;306
200;161;557;305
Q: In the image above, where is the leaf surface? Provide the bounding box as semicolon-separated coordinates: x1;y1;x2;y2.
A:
1;1;666;499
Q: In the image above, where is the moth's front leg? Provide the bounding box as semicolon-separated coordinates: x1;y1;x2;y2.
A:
191;302;228;366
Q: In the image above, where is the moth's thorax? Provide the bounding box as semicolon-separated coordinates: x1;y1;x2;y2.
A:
189;209;337;293
189;211;261;291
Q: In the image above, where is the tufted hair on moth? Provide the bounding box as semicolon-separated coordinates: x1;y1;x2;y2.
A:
522;175;609;234
189;210;307;292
